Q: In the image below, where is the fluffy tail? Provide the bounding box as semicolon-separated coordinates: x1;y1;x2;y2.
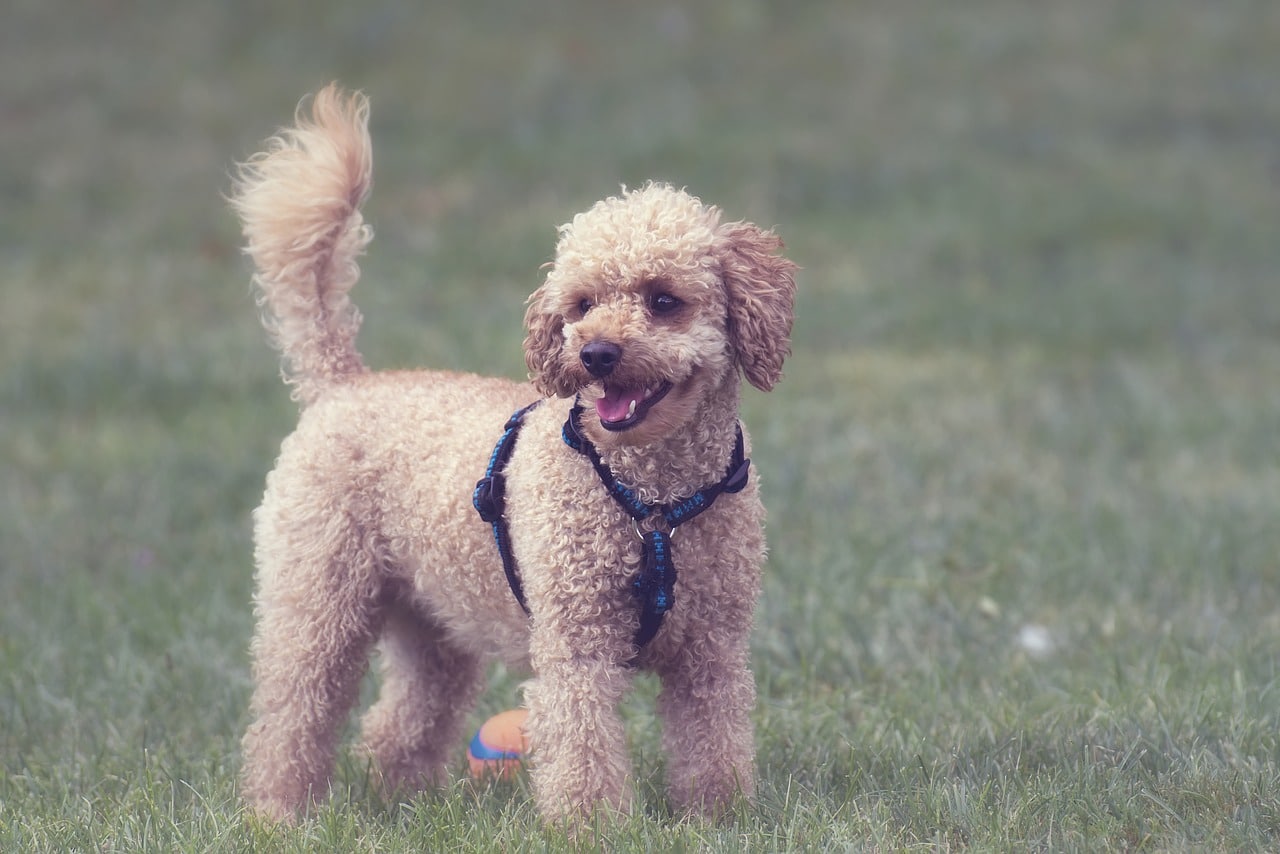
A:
230;84;373;406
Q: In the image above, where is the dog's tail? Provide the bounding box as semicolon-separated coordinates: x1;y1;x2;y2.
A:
230;84;373;406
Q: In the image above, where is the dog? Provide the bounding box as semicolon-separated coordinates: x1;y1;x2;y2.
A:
231;84;796;825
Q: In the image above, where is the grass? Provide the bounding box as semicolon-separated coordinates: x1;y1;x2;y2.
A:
3;0;1279;849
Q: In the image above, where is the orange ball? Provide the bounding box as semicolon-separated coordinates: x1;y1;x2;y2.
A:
467;708;529;781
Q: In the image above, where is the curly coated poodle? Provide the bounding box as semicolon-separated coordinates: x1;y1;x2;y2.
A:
231;85;796;825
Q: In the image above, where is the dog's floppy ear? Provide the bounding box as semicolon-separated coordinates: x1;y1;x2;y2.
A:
523;282;570;397
717;221;798;391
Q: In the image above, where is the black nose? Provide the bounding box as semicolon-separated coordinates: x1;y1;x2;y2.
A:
580;340;622;377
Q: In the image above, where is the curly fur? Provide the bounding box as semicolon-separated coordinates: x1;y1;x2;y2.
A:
232;85;797;826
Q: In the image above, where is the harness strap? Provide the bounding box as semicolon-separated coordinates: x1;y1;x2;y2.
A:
634;529;674;648
472;401;542;615
563;401;751;649
562;404;750;528
473;400;752;653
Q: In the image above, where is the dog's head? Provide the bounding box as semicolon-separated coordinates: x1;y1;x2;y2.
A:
524;183;797;447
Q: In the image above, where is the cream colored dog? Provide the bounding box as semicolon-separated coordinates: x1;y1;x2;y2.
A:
232;85;796;825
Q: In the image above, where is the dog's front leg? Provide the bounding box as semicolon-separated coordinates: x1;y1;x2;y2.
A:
523;652;635;823
656;629;758;818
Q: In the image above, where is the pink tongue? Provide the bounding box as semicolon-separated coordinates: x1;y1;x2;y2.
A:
596;387;640;422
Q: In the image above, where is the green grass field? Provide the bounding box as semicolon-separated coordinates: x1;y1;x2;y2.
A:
3;1;1279;849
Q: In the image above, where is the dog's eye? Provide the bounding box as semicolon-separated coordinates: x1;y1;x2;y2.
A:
576;298;593;317
649;292;681;315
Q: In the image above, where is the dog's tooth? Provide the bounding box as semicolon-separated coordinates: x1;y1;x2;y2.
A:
627;398;637;418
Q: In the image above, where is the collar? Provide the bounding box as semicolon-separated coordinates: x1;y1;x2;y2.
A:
562;399;751;533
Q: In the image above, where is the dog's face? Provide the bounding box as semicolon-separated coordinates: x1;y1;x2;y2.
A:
524;184;797;448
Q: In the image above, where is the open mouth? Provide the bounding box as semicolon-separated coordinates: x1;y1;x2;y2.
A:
594;381;674;431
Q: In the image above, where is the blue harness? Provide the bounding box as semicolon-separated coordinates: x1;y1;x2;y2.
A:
473;400;751;650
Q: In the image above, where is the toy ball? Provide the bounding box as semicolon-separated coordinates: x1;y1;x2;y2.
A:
467;708;529;781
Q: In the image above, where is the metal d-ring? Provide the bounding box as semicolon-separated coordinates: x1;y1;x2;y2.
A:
632;516;677;541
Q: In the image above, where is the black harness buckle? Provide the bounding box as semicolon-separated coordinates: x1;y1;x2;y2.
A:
472;472;505;523
723;456;751;495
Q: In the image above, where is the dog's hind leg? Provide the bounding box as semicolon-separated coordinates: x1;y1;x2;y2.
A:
357;603;485;796
240;485;387;822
